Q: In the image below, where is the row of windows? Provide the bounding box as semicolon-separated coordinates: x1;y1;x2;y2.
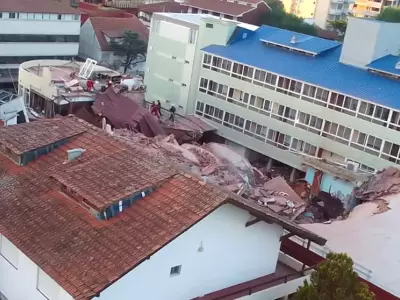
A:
0;12;79;21
202;53;400;131
0;34;79;43
0;55;75;64
198;77;398;167
195;101;318;156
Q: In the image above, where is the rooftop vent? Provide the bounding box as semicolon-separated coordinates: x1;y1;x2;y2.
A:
67;148;85;162
290;36;297;44
396;60;400;70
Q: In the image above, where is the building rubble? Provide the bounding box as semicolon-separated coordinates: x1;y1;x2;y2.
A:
113;129;307;221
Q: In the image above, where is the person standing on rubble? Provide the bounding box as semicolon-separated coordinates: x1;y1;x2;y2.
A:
150;101;160;118
169;104;176;122
157;100;162;117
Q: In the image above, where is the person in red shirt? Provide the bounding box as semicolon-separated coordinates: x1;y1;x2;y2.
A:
150;101;160;118
86;79;94;92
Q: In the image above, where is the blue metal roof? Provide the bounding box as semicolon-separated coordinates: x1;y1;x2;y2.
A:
257;26;341;55
367;55;400;76
202;25;400;110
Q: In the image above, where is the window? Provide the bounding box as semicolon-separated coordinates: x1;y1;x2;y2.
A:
328;93;358;116
189;29;196;44
296;112;323;134
204;104;224;123
223;112;244;132
73;14;79;20
57;14;62;20
0;13;2;19
37;268;60;299
244;120;267;140
0;34;79;43
0;235;19;269
199;78;208;92
9;12;16;19
206;23;213;28
170;265;182;276
381;141;400;163
202;54;212;68
196;101;205;114
351;131;382;156
358;102;389;125
322;121;351;145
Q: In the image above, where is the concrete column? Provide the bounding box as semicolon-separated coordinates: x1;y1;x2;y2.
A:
290;167;297;183
266;157;274;171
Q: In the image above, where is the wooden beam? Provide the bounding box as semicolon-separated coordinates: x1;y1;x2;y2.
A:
245;218;261;227
280;232;295;241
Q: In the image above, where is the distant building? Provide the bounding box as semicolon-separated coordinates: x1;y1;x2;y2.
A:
0;116;326;300
351;0;399;18
180;0;270;25
79;17;149;74
281;0;351;30
0;0;81;89
137;1;188;27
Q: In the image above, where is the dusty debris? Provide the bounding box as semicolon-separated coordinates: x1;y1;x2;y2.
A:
353;167;400;201
110;128;307;221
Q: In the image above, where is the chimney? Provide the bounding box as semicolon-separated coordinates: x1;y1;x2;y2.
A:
67;148;85;161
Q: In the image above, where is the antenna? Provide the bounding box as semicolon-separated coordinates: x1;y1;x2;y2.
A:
79;58;97;79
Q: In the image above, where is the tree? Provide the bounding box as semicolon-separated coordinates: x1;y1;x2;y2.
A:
376;7;400;22
327;20;347;36
259;0;317;35
110;31;147;73
294;253;375;300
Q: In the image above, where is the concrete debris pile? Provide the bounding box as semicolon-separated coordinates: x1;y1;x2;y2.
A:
242;176;306;221
113;129;306;220
114;130;254;189
353;167;400;201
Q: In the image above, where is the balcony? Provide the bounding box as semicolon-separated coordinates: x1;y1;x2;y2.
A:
329;7;344;14
193;253;314;300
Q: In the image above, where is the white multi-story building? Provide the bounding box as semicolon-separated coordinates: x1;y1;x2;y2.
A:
0;0;81;89
146;14;400;179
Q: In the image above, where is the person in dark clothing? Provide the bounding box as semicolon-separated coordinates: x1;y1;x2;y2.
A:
169;104;176;122
157;100;162;116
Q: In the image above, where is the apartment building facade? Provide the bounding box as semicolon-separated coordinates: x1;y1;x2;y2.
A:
281;0;351;30
0;0;81;90
351;0;399;18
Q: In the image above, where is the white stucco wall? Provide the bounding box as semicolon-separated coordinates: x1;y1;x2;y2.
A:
0;235;73;300
98;204;284;300
78;20;102;62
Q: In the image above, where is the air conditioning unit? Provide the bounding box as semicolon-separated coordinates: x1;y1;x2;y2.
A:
346;161;359;172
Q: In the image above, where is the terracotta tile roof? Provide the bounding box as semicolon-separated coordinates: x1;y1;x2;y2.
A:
0;0;81;14
181;0;257;16
52;148;177;210
0;116;325;300
138;1;188;14
89;17;149;51
0;118;86;155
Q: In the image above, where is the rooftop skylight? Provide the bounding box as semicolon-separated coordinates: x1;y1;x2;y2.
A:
259;27;340;56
